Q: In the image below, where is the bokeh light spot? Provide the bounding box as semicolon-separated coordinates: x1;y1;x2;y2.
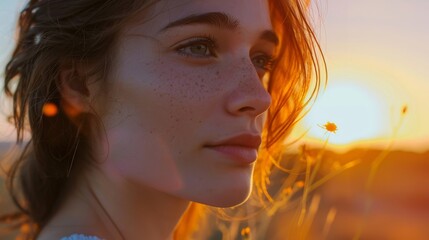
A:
42;103;58;117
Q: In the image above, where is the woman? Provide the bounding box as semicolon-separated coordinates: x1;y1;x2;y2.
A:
1;0;324;239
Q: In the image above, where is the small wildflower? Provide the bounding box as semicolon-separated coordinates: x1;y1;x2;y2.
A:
241;227;251;240
320;121;338;133
295;181;305;188
283;187;293;196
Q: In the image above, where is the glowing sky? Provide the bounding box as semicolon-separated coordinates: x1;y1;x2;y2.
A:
1;0;428;151
291;0;429;151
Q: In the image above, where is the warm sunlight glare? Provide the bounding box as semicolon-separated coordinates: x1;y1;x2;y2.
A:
303;79;389;145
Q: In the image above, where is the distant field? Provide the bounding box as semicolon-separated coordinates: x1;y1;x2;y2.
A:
266;148;429;239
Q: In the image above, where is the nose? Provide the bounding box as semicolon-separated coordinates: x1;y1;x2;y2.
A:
225;59;271;117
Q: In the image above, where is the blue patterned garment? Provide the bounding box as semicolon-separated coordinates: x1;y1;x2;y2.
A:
60;234;103;240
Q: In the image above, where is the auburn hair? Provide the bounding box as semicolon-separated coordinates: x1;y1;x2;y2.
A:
1;0;324;239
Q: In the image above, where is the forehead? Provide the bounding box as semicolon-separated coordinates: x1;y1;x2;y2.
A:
129;0;273;34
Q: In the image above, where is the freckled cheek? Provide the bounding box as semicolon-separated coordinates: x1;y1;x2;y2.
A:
146;63;227;108
137;63;225;134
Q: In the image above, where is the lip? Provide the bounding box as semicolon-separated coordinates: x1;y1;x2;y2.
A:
205;134;262;165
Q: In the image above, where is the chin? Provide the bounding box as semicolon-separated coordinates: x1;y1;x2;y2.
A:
198;182;253;208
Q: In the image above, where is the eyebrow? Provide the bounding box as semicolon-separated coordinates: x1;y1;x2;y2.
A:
160;12;239;31
260;30;279;46
160;12;279;46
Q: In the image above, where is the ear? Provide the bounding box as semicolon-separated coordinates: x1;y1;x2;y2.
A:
58;62;91;118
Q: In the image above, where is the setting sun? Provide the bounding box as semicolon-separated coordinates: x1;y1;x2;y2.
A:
302;78;390;145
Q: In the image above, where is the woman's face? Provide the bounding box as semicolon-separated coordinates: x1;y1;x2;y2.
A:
100;0;277;207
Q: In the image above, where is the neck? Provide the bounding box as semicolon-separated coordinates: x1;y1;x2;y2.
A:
40;166;190;240
88;167;191;240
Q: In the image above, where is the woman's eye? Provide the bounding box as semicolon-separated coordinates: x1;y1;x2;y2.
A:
188;44;210;55
252;54;275;71
175;37;217;58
